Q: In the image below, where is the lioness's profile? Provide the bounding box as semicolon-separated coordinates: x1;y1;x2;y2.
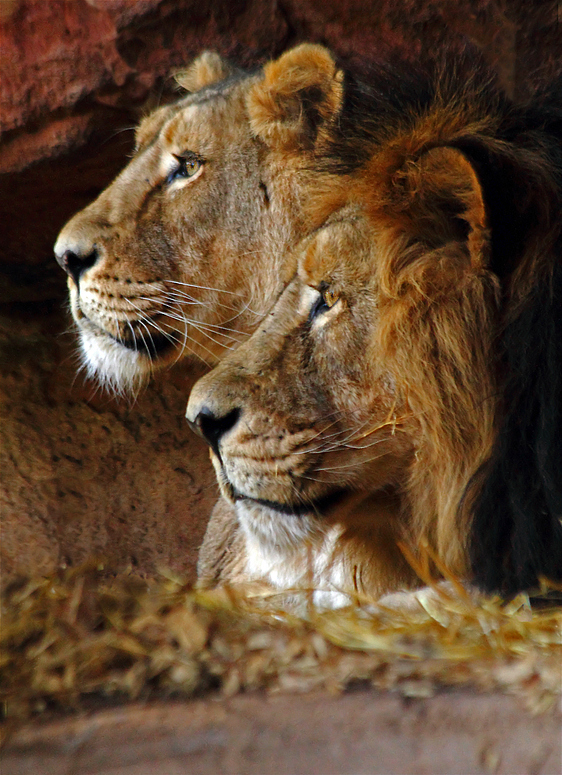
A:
188;56;562;604
54;45;349;392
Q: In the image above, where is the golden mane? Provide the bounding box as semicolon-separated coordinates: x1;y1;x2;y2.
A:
349;76;562;589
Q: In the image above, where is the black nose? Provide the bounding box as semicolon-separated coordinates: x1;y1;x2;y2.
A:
56;248;99;286
188;407;240;454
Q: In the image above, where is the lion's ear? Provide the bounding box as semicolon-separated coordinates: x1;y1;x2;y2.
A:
247;44;344;150
400;146;489;267
175;51;236;92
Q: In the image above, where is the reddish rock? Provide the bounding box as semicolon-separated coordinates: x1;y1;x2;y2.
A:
0;112;98;174
0;0;289;170
0;0;133;133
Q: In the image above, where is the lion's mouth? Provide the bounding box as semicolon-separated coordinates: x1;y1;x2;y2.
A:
77;307;175;360
116;331;175;359
211;449;349;517
233;487;348;517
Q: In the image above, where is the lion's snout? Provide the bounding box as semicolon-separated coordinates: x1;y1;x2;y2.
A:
54;213;106;288
55;246;100;288
186;370;244;453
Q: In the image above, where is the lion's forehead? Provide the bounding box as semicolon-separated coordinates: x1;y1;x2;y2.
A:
157;92;252;158
181;70;254;105
297;213;375;288
134;80;254;166
135;104;175;151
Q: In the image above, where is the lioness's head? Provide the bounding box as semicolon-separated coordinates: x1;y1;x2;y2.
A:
54;45;345;392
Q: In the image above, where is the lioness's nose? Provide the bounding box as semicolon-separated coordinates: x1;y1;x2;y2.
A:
54;211;106;286
187;406;240;453
55;246;99;286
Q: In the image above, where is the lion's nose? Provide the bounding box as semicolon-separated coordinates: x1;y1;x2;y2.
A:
55;246;99;287
187;406;241;453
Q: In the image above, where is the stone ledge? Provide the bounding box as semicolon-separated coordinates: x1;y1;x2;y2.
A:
4;691;561;775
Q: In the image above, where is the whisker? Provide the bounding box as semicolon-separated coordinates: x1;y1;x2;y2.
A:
125;320;138;353
158;290;199;305
124;299;205;360
292;426;350;456
165;289;243;315
168;302;190;368
154;307;245;343
312;450;389;473
164;285;262;318
214;296;262;322
134;316;157;358
164;302;242;352
166;280;241;296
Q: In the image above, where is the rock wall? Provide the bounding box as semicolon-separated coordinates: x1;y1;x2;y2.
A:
1;0;560;584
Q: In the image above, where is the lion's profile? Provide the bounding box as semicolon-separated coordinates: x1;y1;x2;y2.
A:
54;45;347;392
188;54;562;604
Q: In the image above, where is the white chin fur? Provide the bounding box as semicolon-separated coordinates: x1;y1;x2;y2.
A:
78;329;151;395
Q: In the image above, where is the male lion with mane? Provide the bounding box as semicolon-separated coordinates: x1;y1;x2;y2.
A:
188;53;562;606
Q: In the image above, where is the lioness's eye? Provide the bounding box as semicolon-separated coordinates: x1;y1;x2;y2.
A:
309;285;341;322
323;288;339;308
166;153;203;185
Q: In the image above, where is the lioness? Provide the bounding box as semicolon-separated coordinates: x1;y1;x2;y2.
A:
187;58;562;604
54;44;348;392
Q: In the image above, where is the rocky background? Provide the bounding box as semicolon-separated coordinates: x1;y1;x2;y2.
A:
1;0;561;585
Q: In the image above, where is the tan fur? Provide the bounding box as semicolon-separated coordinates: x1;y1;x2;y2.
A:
54;45;345;393
188;110;505;605
248;44;344;151
175;50;237;92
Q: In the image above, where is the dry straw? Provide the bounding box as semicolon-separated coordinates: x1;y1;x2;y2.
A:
1;560;560;746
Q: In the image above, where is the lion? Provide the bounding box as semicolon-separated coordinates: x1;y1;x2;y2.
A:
53;44;348;393
187;56;562;606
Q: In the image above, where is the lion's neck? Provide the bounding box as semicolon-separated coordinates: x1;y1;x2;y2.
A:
235;500;350;608
234;489;416;609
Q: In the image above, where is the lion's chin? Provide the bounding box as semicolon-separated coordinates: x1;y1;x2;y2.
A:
78;328;152;396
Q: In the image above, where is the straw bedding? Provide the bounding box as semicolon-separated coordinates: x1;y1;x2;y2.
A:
1;562;560;746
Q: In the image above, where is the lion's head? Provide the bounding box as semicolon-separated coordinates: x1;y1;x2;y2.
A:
54;45;345;392
187;60;562;601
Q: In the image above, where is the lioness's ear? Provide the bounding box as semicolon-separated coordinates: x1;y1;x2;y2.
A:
248;44;344;150
175;51;236;92
398;146;489;266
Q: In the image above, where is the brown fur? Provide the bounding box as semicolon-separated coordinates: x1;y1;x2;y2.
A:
357;144;501;576
189;64;562;603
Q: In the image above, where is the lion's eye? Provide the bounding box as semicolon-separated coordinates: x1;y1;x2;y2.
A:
323;288;339;308
166;154;203;185
308;285;340;322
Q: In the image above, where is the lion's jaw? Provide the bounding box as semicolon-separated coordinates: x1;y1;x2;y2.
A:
76;326;147;395
234;499;351;607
